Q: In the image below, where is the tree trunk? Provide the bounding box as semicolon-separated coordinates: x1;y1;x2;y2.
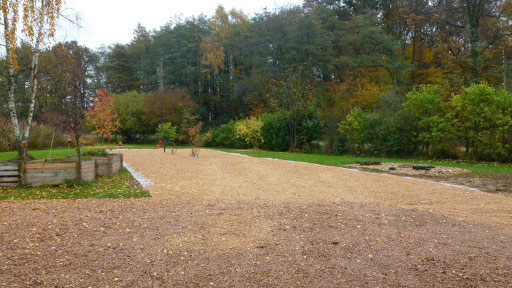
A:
23;40;42;144
465;0;482;83
501;34;507;89
3;14;23;157
75;135;82;182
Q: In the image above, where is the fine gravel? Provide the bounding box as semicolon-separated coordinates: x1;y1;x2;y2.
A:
1;149;511;287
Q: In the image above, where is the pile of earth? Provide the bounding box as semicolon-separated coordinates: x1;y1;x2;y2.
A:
345;162;470;176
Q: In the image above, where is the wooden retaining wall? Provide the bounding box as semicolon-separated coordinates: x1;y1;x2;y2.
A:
95;154;123;176
22;160;96;187
0;162;19;187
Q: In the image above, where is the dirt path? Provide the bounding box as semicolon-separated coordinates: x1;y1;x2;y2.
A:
1;149;511;287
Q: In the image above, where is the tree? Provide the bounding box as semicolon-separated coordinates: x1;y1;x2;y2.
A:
127;24;157;92
85;89;120;143
338;108;366;154
38;41;97;118
267;68;319;151
155;122;178;142
1;0;63;158
180;112;208;157
112;91;147;142
404;85;455;157
450;83;505;160
141;88;196;131
336;11;408;89
103;44;139;93
62;84;88;182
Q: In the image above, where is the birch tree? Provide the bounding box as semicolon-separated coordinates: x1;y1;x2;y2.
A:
1;0;62;158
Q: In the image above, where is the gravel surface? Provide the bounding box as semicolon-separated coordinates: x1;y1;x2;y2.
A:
1;149;511;287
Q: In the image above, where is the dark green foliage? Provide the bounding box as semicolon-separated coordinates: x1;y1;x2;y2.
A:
82;149;109;157
261;110;323;152
339;90;419;157
203;121;250;149
104;44;139;93
361;109;418;157
333;135;349;155
260;113;290;151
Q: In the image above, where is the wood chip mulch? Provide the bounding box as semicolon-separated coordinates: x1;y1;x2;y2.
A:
1;149;511;287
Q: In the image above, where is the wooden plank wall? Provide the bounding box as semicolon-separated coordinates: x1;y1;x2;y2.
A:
23;160;95;187
81;161;96;181
95;158;110;176
0;162;19;187
2;153;123;188
110;154;123;174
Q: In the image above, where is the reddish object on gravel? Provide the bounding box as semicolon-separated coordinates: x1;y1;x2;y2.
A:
157;139;163;148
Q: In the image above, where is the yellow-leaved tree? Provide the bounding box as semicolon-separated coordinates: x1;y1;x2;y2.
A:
1;0;62;158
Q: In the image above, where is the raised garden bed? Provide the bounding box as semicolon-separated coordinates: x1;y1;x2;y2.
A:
67;153;123;177
0;162;19;187
21;160;96;187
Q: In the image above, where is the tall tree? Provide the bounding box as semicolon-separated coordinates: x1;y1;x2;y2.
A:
1;0;62;157
104;44;139;93
85;89;120;143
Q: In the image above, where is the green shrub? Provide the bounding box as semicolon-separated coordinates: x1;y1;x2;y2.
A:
450;83;512;161
261;110;323;152
82;149;109;157
333;135;349;155
155;122;178;142
338;108;418;157
203;120;250;149
404;85;455;158
337;108;366;154
261;112;291;151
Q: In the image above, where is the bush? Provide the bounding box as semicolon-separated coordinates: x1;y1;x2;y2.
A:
404;85;455;158
260;112;289;151
28;122;67;150
0;118;14;152
203;120;251;149
333;135;349;155
450;83;510;161
338;108;418;157
261;110;323;152
0;120;68;152
155;122;178;142
337;108;366;154
234;117;263;148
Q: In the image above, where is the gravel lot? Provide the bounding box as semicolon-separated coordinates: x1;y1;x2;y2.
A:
1;149;511;287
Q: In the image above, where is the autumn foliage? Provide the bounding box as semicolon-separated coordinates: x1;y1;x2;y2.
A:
86;89;120;142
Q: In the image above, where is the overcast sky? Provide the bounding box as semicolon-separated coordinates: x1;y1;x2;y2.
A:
56;0;303;49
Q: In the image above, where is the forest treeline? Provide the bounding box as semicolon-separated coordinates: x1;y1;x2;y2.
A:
2;0;512;161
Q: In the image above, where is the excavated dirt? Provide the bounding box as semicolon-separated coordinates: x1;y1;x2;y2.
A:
1;149;511;287
345;162;470;176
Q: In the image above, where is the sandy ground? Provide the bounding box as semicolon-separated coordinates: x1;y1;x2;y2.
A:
1;149;511;287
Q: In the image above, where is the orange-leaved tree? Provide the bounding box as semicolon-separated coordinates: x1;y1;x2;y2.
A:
85;89;120;143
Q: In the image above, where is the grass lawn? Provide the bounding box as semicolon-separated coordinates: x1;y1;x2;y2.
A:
0;144;164;162
214;148;512;174
0;168;150;201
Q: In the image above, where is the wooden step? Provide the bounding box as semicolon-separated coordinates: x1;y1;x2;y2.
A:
0;182;18;187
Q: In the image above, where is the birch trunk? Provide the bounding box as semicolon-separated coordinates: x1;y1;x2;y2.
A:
23;16;45;152
3;14;22;156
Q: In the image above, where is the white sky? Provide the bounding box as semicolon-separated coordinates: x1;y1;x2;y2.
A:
56;0;304;49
